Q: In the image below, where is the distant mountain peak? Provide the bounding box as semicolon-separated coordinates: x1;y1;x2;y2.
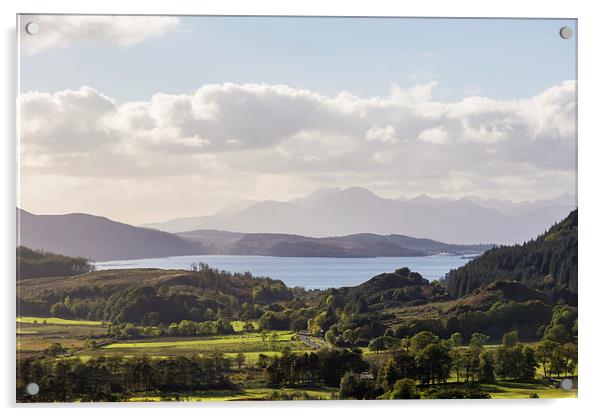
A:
215;198;259;216
339;186;382;199
408;193;441;204
128;187;575;243
289;187;342;207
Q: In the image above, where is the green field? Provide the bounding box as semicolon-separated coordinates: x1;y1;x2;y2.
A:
103;331;294;348
17;316;104;326
481;381;577;399
126;382;575;401
96;331;309;357
16;317;576;401
128;387;335;402
17;318;110;358
231;320;260;332
16;317;313;363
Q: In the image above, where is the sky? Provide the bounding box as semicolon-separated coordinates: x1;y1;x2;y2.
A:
18;15;577;224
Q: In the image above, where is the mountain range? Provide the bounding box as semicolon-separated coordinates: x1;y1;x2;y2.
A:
144;187;575;245
17;188;574;261
17;208;490;261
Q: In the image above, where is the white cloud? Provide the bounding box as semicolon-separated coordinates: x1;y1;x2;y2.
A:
418;126;449;144
20;15;180;55
365;125;398;144
18;81;577;223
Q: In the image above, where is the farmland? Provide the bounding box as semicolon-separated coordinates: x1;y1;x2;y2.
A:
17;295;578;403
16;316;109;358
16;316;577;401
17;316;104;326
16;316;315;366
96;331;309;358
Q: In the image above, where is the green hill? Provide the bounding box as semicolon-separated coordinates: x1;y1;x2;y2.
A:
17;265;296;324
17;246;95;279
442;209;577;305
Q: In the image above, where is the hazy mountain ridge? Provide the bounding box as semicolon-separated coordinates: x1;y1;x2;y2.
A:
17;209;202;261
178;230;490;257
17;208;490;262
146;187;575;244
463;193;575;216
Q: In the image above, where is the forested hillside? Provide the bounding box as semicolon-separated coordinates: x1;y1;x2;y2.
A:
17;264;297;324
442;210;577;305
17;246;95;279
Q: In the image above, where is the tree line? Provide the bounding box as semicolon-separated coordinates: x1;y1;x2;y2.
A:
17;354;232;402
17;246;95;279
337;328;577;400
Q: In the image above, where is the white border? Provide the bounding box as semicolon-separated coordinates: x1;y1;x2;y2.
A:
2;1;601;415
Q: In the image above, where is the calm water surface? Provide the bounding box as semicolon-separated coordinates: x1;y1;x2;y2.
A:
95;255;472;290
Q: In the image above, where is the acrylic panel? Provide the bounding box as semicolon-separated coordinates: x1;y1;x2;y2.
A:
16;15;577;402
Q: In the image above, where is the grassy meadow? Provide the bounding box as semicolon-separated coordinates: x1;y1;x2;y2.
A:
16;315;577;400
96;331;309;358
17;316;104;326
17;316;313;365
481;381;577;399
127;387;336;402
17;316;109;358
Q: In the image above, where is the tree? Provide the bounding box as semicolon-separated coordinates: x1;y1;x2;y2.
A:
167;323;179;336
410;331;439;352
235;353;245;370
469;333;489;349
339;372;380;400
563;343;578;376
450;332;463;347
378;350;417;390
368;336;399;353
215;318;234;334
520;346;538;380
550;345;567;377
256;353;269;369
449;333;463;382
502;330;519;347
544;324;571;344
389;378;420;399
415;342;452;385
464;333;488;381
338;372;361;399
536;340;556;378
479;351;495;382
495;346;513;380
